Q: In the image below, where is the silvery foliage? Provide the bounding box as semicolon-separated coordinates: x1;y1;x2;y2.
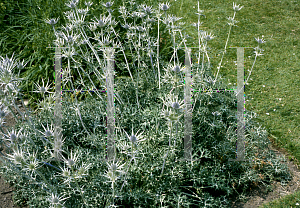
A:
0;1;285;208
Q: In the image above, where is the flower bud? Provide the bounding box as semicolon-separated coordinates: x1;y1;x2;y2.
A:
130;135;137;143
122;24;130;29
0;110;5;118
111;164;117;172
68;159;75;166
40;86;46;93
10;133;17;142
173;65;180;73
172;102;180;109
45;130;53;137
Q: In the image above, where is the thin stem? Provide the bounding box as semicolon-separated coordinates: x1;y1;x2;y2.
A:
35;169;56;193
157;11;161;89
120;157;134;192
161;122;172;178
67;55;91;137
71;165;89;207
213;11;236;87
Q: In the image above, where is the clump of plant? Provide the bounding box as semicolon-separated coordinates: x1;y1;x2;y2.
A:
0;0;292;207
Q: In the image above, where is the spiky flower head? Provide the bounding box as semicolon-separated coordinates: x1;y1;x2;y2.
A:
0;103;9;119
2;128;24;145
63;149;80;167
172;102;180;109
45;18;59;25
123;126;146;146
200;31;215;42
66;0;79;9
103;1;114;8
159;2;170;11
105;159;126;183
46;192;70;208
232;2;243;12
255;36;266;44
142;5;153;14
84;1;93;7
173;65;181;73
31;78;54;94
5;146;26;166
122;23;130;30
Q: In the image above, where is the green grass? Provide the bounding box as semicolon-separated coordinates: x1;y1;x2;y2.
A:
166;0;300;207
1;0;299;206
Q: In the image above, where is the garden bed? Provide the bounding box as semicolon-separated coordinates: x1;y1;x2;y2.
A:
1;99;300;208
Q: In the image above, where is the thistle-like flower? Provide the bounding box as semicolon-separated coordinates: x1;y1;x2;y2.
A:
74;161;92;179
59;26;80;45
142;5;153;14
232;2;243;12
64;11;75;21
62;149;80;167
92;14;111;28
31;78;54;94
165;94;185;111
57;163;73;184
45;18;59;25
5;146;26;166
160;94;185;123
173;65;181;73
119;5;127;16
22;149;42;178
253;46;265;56
46;192;70;208
122;23;131;30
255;36;266;44
36;122;55;138
17;59;27;70
104;159;126;183
227;16;239;27
77;8;89;15
84;1;93;7
34;93;56;113
0;53;19;78
159;2;170;11
131;11;139;18
2;127;24;146
103;1;114;9
61;47;78;59
123;127;146;147
99;35;112;47
0;103;10;120
200;31;215;42
168;14;182;23
88;23;97;32
66;0;78;9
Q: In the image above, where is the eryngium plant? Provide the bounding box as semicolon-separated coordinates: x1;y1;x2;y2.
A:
0;1;291;207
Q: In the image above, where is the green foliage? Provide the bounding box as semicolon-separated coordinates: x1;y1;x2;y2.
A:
1;0;299;207
0;61;293;207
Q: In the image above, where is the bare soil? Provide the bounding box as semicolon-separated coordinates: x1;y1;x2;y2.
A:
0;100;300;208
229;135;300;207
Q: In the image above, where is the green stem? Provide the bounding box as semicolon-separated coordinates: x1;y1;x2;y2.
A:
161;122;173;178
35;169;56;193
213;11;236;87
71;165;88;207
